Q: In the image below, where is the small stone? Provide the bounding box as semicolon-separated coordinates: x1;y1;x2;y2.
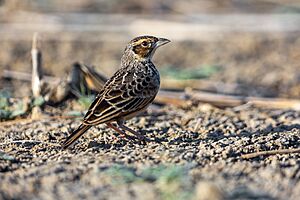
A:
194;181;224;200
31;106;44;120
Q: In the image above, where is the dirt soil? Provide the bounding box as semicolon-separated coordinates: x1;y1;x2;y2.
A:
1;32;300;99
0;102;300;200
1;9;300;200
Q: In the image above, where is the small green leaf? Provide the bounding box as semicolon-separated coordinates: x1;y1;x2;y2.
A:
0;90;11;98
9;101;26;118
105;165;141;184
0;109;11;119
78;95;94;109
0;97;9;109
0;150;16;161
66;111;84;116
10;109;26;118
141;165;193;200
140;165;167;180
32;96;45;107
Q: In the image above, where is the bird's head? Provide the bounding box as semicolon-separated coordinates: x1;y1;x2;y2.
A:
124;36;170;61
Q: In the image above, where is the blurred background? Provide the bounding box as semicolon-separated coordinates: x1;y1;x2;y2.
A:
0;0;300;98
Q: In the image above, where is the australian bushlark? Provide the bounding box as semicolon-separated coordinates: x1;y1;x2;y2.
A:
63;36;170;149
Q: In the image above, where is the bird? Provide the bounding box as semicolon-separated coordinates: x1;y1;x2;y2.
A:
62;36;170;149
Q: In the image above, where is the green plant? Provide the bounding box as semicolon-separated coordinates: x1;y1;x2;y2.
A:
103;165;194;200
77;95;95;110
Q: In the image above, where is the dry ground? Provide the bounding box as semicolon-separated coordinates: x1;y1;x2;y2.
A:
0;102;300;200
1;33;300;200
1;3;300;199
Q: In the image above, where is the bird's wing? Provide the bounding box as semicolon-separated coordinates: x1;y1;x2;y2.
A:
82;66;158;125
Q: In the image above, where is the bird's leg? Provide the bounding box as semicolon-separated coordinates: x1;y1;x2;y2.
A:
117;120;146;141
106;122;127;138
106;122;137;141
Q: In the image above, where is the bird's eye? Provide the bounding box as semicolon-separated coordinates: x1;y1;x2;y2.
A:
141;41;148;47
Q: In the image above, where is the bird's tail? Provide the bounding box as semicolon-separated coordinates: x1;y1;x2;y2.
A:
62;124;91;149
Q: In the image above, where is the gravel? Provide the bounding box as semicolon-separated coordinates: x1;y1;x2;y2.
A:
0;103;299;200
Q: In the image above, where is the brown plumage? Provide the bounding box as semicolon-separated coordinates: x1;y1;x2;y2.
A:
63;36;170;149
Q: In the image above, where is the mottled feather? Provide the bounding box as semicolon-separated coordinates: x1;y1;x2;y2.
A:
62;36;170;149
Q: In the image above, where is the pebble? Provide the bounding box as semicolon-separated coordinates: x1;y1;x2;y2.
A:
0;103;299;199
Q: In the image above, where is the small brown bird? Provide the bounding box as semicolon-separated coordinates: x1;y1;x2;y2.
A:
63;36;170;149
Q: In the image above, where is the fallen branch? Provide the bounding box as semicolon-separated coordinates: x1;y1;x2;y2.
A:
0;140;42;145
3;69;300;109
155;89;300;110
0;140;61;147
2;69;59;83
241;148;300;159
187;89;300;110
155;90;190;107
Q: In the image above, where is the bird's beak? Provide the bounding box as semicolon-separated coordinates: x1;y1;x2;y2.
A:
156;38;171;48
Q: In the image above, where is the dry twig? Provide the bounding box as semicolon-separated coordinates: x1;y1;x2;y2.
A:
241;148;300;159
187;89;300;110
2;70;59;83
31;32;44;98
155;90;190;107
0;140;61;147
3;68;300;109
